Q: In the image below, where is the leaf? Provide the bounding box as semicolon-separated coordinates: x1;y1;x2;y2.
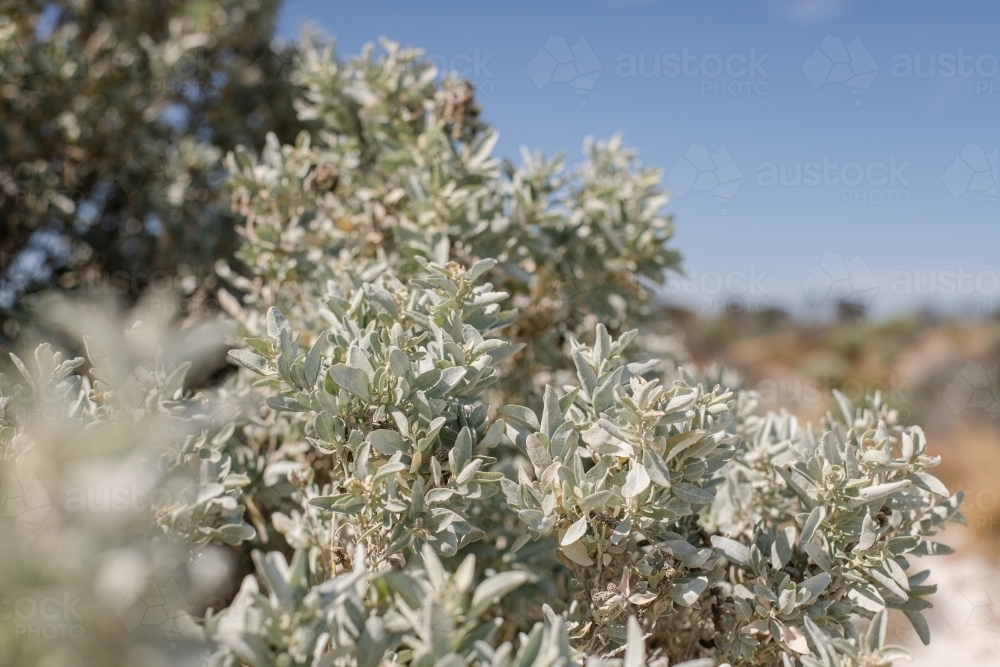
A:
904;609;931;645
356;617;386;667
913;471;949;497
480;419;505;448
373;462;406;487
467;257;496;282
540;385;562;439
866;610;888;653
682;548;714;569
887;535;920;555
310;494;365;514
409;477;424;521
455;460;482;486
497;404;540;431
304;332;325;387
711;536;750;567
369;429;405;455
329;364;372;400
561;516;588;546
162;361;191;397
784;625;809;654
771;526;795;569
228;349;271;376
470;571;534;616
913;541;954;556
847;584;886;613
314;411;341;443
433;366;467;395
202;522;256;545
581;424;634;457
452;427;473;475
388;347;409;377
526;434;553;475
625;592;657;608
833;388;855;424
663;430;707;465
669;577;708;607
592;367;623;415
572;349;599;396
581;490;613;512
266;395;303;412
561;539;594;566
799;572;831;602
857;511;880;552
624;616;645;667
622;462;650;498
672;482;715;505
643;448;672;488
347;344;375;380
800;506;825;544
266;307;291;341
468;129;499;169
804;542;835;573
856;480;911;504
413;368;442;393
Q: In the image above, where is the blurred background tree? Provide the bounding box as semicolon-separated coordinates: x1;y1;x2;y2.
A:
0;0;304;342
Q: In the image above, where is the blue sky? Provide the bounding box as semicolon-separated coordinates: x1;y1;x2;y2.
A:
276;0;1000;319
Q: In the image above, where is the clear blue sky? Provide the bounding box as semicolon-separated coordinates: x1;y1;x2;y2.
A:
276;0;1000;319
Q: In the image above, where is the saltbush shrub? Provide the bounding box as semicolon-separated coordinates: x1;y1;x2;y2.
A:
0;32;962;667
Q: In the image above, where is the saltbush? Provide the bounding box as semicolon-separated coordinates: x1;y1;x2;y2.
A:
0;32;962;667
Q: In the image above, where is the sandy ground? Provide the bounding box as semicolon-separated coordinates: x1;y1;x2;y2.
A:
901;530;1000;666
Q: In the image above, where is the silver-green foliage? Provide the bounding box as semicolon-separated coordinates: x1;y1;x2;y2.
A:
0;32;965;667
223;37;679;405
228;258;519;563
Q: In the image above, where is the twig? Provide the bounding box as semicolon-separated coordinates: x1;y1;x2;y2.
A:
603;633;652;659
